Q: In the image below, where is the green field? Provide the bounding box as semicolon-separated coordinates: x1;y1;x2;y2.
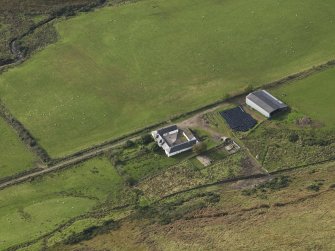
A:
274;67;335;128
1;0;335;157
0;117;37;179
0;157;134;250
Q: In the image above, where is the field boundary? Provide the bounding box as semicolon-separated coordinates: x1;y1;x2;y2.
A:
0;101;51;163
48;58;335;164
1;59;335;190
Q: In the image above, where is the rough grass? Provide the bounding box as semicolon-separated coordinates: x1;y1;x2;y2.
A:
0;157;135;250
243;120;335;172
0;117;37;179
138;151;246;199
2;0;335;157
120;151;180;181
54;162;335;251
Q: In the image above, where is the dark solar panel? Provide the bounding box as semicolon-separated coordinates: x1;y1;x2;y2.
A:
220;107;257;132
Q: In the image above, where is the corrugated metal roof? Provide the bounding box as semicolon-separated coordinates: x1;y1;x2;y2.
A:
247;90;287;114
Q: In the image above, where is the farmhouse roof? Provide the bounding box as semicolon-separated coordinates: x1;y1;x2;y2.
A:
168;139;197;154
156;125;178;136
247;90;287;114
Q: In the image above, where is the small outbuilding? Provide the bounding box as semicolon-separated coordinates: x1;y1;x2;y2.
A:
246;90;288;118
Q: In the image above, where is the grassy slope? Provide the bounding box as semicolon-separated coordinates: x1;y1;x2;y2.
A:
58;162;335;251
1;0;335;157
0;157;133;250
274;67;335;128
0;117;36;178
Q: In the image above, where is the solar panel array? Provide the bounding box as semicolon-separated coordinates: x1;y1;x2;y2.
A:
220;107;257;132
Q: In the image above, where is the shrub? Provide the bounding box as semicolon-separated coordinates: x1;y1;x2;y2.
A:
148;142;160;152
205;193;220;204
192;142;207;154
244;84;254;93
110;155;121;166
303;137;330;147
125;175;138;186
140;134;153;145
288;132;299;143
241;188;257;196
307;183;320;192
258;176;291;190
124;139;135;148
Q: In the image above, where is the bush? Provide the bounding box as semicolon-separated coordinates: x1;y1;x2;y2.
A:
258;176;291;190
307;181;323;192
241;188;257;196
110;155;121;166
244;84;254;93
288;132;299;143
307;183;320;192
124;140;135;148
125;175;138;186
148;142;160;152
192;142;207;154
205;193;220;204
140;134;153;145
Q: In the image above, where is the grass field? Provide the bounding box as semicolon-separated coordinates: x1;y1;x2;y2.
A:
1;0;335;157
274;67;335;128
0;157;135;250
0;117;37;179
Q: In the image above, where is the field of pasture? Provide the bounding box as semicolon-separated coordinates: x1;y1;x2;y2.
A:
1;0;335;157
273;67;335;128
0;157;135;250
0;117;37;179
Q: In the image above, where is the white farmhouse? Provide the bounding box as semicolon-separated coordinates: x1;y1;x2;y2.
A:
151;125;198;157
246;90;288;118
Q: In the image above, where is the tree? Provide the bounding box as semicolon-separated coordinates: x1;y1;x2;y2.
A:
148;142;160;153
192;142;207;154
140;134;153;145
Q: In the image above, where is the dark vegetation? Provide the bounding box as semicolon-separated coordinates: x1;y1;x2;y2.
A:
243;120;335;171
0;0;107;66
134;191;221;225
242;176;292;196
306;180;325;192
63;220;119;245
0;101;51;163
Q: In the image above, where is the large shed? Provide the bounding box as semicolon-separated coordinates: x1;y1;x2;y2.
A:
246;90;287;118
